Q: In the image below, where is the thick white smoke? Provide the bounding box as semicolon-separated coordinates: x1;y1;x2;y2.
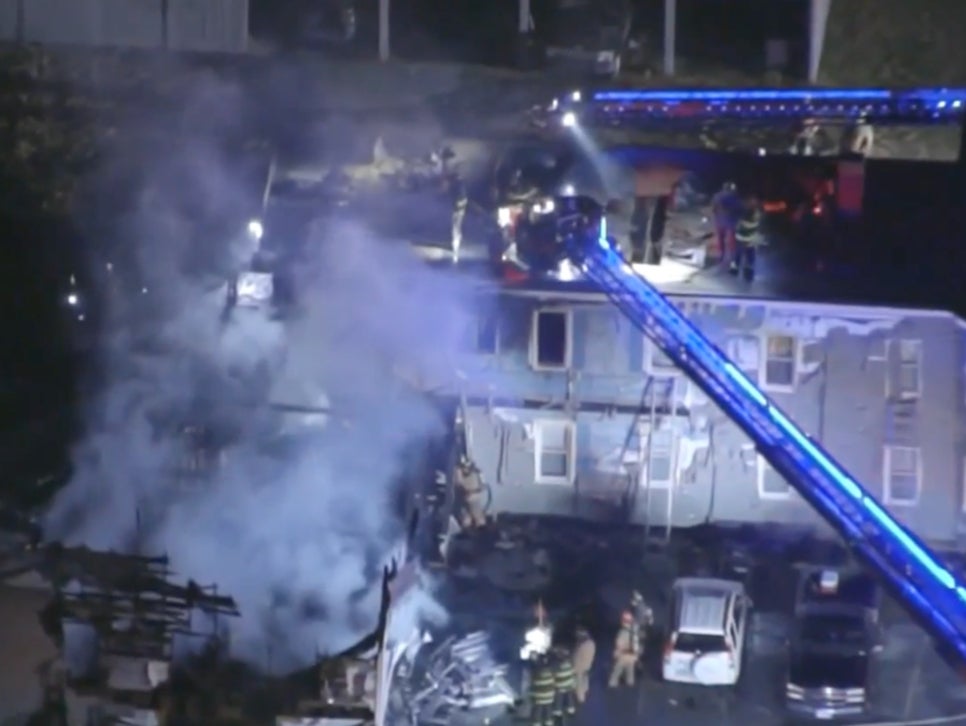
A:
44;70;467;671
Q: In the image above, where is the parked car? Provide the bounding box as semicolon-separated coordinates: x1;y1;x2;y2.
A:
662;577;751;686
785;568;882;720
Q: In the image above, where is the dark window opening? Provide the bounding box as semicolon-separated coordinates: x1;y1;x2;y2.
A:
536;311;568;367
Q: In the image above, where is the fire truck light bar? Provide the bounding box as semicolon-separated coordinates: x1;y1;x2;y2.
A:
551;87;966;127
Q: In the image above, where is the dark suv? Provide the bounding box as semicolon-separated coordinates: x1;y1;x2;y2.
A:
785;568;883;720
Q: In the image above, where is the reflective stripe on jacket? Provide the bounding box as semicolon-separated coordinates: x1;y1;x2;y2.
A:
735;211;761;244
554;658;576;690
531;667;557;704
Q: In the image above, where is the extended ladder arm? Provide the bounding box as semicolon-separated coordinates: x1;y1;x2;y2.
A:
554;203;966;671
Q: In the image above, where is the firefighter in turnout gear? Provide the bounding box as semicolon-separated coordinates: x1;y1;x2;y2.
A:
455;454;487;529
710;181;739;263
730;193;763;282
609;610;640;688
630;590;654;654
572;626;596;704
530;654;557;726
444;161;468;264
552;646;578;723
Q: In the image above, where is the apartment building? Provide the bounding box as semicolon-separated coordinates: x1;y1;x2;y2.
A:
449;279;966;546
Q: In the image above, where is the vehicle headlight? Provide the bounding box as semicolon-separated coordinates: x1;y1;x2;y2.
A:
533;198;555;215
786;683;804;699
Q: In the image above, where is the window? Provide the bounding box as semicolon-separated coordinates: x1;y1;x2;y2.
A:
641;428;675;487
673;633;727;653
644;340;678;376
726;335;760;378
888;339;922;400
467;314;500;355
761;334;797;390
530;309;571;370
883;445;921;505
534;420;575;485
757;456;792;499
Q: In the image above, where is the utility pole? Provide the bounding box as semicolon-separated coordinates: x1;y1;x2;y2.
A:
807;0;832;83
378;0;390;61
518;0;530;34
663;0;676;76
515;0;532;68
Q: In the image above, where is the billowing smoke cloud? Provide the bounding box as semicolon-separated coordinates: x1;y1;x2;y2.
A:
44;68;466;671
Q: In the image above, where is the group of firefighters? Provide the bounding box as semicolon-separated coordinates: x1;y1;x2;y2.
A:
525;591;655;724
454;455;668;722
710;180;763;282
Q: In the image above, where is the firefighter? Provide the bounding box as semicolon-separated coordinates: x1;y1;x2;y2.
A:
608;610;639;688
630;590;654;654
551;646;578;723
530;654;557;726
448;171;468;264
790;119;821;156
454;454;487;529
848;116;875;156
731;192;763;283
710;181;739;264
572;626;596;704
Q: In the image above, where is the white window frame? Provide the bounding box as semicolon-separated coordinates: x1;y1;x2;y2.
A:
725;334;760;380
886;339;923;401
883;445;922;506
760;334;799;392
643;339;679;377
529;308;573;371
756;455;792;500
534;419;576;485
639;426;676;489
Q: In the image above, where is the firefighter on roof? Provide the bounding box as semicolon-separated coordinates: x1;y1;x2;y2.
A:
710;180;739;265
609;610;639;688
455;454;487;529
731;191;763;283
442;152;468;265
529;654;557;726
848;116;875;156
551;646;578;723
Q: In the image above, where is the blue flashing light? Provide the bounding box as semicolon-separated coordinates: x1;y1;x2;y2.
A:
723;362;766;406
594;89;894;102
587;234;966;604
591;88;966;104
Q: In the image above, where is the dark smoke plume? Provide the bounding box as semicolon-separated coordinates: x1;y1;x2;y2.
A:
44;67;462;670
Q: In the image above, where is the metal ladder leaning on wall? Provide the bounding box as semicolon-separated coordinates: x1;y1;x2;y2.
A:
617;377;676;546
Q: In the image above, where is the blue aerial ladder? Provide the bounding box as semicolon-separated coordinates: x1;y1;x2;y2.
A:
537;195;966;672
549;87;966;129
